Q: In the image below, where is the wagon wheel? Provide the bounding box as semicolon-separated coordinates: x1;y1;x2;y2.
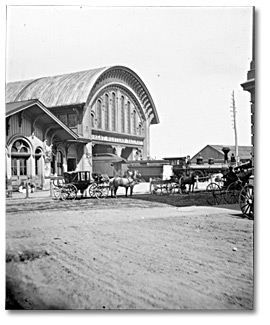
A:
225;181;242;204
88;183;98;198
170;182;180;194
60;184;77;200
206;182;222;205
239;184;254;218
52;186;62;200
101;186;110;198
95;185;109;199
152;184;165;195
66;184;77;200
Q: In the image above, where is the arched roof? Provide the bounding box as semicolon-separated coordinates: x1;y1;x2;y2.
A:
6;66;159;124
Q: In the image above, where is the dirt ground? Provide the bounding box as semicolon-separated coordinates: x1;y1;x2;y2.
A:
5;193;254;310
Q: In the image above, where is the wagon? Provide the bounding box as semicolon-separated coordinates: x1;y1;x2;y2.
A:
150;177;180;195
52;171;110;200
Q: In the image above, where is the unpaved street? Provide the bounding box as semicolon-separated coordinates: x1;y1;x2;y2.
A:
6;196;253;310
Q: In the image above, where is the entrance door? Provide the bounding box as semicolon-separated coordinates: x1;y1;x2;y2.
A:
11;157;28;187
67;158;76;172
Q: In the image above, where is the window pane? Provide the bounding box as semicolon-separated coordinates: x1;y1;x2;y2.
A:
133;110;136;134
59;114;68;125
97;100;102;128
68;113;77;127
105;94;109;130
91;113;95;128
112;93;116;131
127;102;131;133
11;158;17;176
19;158;27;175
121;96;125;133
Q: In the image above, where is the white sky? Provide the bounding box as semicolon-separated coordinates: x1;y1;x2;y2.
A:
5;4;254;159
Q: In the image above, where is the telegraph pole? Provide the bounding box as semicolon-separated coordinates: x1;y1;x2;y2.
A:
231;90;239;165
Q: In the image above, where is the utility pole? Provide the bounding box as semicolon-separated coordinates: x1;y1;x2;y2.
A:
230;90;239;165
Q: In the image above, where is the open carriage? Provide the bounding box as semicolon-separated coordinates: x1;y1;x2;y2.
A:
206;166;253;214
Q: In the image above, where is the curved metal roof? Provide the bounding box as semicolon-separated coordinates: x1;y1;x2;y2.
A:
6;66;159;124
6;67;107;107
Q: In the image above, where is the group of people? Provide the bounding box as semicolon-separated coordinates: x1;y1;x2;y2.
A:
214;166;243;187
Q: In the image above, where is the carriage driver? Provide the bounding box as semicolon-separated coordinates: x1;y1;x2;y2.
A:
223;166;239;187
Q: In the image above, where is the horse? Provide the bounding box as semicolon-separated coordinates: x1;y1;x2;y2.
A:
110;169;142;198
179;173;197;194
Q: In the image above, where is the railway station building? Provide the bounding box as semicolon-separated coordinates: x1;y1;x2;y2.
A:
5;66;159;190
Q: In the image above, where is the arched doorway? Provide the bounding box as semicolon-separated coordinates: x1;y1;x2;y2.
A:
10;139;31;188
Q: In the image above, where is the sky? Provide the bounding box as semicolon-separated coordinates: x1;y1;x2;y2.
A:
5;5;253;160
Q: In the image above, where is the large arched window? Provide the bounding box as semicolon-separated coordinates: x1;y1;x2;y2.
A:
91;112;95;128
97;99;102;129
133;110;137;134
111;92;116;131
105;93;109;130
127;101;131;134
138;123;142;136
121;96;125;133
11;139;30;177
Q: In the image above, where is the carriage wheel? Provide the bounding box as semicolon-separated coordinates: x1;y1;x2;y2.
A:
152;184;162;195
168;183;180;194
206;183;222;205
101;186;109;198
52;186;62;200
60;184;77;200
66;184;77;200
239;184;254;218
95;185;109;199
225;181;242;204
88;183;98;198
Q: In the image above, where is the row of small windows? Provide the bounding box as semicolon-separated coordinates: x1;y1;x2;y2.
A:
93;93;143;135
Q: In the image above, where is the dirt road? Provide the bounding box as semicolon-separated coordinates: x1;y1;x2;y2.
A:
6;196;253;310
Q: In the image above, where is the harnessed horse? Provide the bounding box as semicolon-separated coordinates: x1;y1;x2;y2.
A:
110;170;142;197
179;173;197;194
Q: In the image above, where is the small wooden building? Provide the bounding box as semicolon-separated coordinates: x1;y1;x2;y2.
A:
190;145;253;165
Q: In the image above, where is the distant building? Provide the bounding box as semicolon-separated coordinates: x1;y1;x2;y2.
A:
190;145;253;165
5;66;159;189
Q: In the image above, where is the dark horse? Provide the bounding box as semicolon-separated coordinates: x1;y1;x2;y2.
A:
110;170;142;197
179;173;197;194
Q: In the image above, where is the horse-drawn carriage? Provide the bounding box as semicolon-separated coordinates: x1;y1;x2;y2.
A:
150;174;197;195
206;167;253;215
52;171;110;200
51;169;142;200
